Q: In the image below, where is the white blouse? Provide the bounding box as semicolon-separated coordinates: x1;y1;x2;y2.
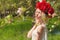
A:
32;24;47;40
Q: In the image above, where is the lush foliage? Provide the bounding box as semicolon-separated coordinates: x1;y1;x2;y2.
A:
0;0;60;32
0;19;60;40
0;0;60;40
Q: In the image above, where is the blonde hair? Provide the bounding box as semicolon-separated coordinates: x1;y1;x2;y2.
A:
41;12;47;21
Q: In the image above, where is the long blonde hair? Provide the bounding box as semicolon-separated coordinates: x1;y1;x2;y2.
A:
41;12;47;22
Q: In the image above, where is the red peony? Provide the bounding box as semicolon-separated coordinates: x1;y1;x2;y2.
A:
36;1;54;17
48;7;54;15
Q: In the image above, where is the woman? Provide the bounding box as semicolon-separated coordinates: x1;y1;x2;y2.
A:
27;0;54;40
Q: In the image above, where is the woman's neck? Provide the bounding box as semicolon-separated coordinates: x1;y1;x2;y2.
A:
35;18;46;24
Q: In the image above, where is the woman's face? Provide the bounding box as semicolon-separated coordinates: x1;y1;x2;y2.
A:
35;9;42;19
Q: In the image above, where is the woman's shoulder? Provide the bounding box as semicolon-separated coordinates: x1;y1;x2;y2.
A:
41;23;46;27
36;23;46;28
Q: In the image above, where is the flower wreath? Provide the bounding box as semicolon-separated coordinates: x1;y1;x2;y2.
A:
36;0;54;17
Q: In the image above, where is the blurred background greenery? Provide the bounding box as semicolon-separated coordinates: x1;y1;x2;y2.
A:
0;0;60;40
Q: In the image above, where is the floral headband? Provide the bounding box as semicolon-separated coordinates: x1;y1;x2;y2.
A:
36;0;54;17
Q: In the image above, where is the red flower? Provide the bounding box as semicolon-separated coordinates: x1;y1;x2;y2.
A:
36;1;54;17
48;7;54;15
36;2;41;9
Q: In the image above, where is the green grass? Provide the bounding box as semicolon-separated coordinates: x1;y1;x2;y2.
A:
48;34;60;40
0;18;32;40
0;18;60;40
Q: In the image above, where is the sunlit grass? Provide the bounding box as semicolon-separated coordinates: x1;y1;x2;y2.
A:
0;17;60;40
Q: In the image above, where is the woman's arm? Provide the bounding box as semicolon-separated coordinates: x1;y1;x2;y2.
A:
37;25;45;40
27;24;36;38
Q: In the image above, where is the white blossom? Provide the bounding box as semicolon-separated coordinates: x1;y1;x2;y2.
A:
16;8;22;15
52;25;55;28
39;0;42;2
49;29;52;32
